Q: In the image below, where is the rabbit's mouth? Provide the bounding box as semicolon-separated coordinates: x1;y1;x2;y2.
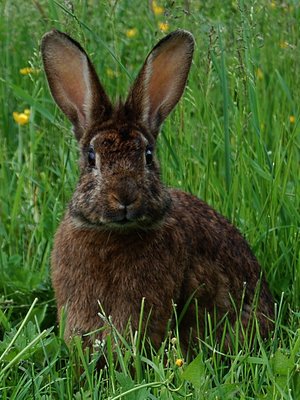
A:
115;218;129;225
107;215;163;230
105;209;149;228
111;219;145;229
70;208;164;231
112;216;134;227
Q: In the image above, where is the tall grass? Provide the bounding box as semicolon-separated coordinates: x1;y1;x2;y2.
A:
0;0;299;398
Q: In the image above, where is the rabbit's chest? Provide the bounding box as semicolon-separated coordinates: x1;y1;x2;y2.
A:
56;236;183;339
55;227;185;306
79;242;181;301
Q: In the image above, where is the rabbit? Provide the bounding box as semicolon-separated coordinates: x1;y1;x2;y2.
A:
41;29;274;352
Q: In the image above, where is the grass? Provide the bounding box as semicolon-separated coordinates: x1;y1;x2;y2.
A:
0;0;299;398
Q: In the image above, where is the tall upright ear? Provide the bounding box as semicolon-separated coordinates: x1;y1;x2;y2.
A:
125;30;194;137
41;30;112;140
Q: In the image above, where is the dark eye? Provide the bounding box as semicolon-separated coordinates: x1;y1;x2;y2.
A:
88;147;96;167
145;146;153;166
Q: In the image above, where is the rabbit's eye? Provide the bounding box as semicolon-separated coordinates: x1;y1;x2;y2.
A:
88;147;96;167
145;147;153;165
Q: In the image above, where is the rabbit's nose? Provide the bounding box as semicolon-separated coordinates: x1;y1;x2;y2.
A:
111;192;138;208
111;178;138;208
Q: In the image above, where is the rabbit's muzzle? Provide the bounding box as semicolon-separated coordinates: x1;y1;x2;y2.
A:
108;176;142;223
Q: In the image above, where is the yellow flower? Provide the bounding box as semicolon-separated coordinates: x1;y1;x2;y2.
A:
175;358;184;367
270;1;276;8
256;67;263;80
13;111;29;125
126;28;138;38
289;115;295;124
152;1;164;15
159;22;169;33
24;108;31;116
19;67;39;75
279;40;289;49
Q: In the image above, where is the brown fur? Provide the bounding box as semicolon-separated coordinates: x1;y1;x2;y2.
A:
42;29;274;352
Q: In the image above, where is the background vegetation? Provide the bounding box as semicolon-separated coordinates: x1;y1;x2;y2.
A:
0;0;299;398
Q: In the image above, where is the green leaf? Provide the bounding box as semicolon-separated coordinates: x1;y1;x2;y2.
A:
271;349;294;376
115;371;134;392
115;373;150;400
210;383;240;399
181;353;206;390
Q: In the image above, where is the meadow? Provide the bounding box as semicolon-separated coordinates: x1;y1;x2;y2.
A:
0;0;299;398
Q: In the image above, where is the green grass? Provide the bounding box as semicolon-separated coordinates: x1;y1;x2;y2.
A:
0;0;299;398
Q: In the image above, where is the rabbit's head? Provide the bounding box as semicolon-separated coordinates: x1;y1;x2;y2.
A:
41;30;194;230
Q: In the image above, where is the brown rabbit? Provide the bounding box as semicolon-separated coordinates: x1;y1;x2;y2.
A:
41;29;274;351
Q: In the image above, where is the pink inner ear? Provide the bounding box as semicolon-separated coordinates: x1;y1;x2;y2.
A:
54;46;89;125
58;64;85;110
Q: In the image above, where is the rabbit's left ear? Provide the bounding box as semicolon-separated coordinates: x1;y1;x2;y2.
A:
126;30;194;137
41;30;112;140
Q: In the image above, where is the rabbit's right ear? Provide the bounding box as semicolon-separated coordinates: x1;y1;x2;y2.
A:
41;30;112;140
126;30;194;137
